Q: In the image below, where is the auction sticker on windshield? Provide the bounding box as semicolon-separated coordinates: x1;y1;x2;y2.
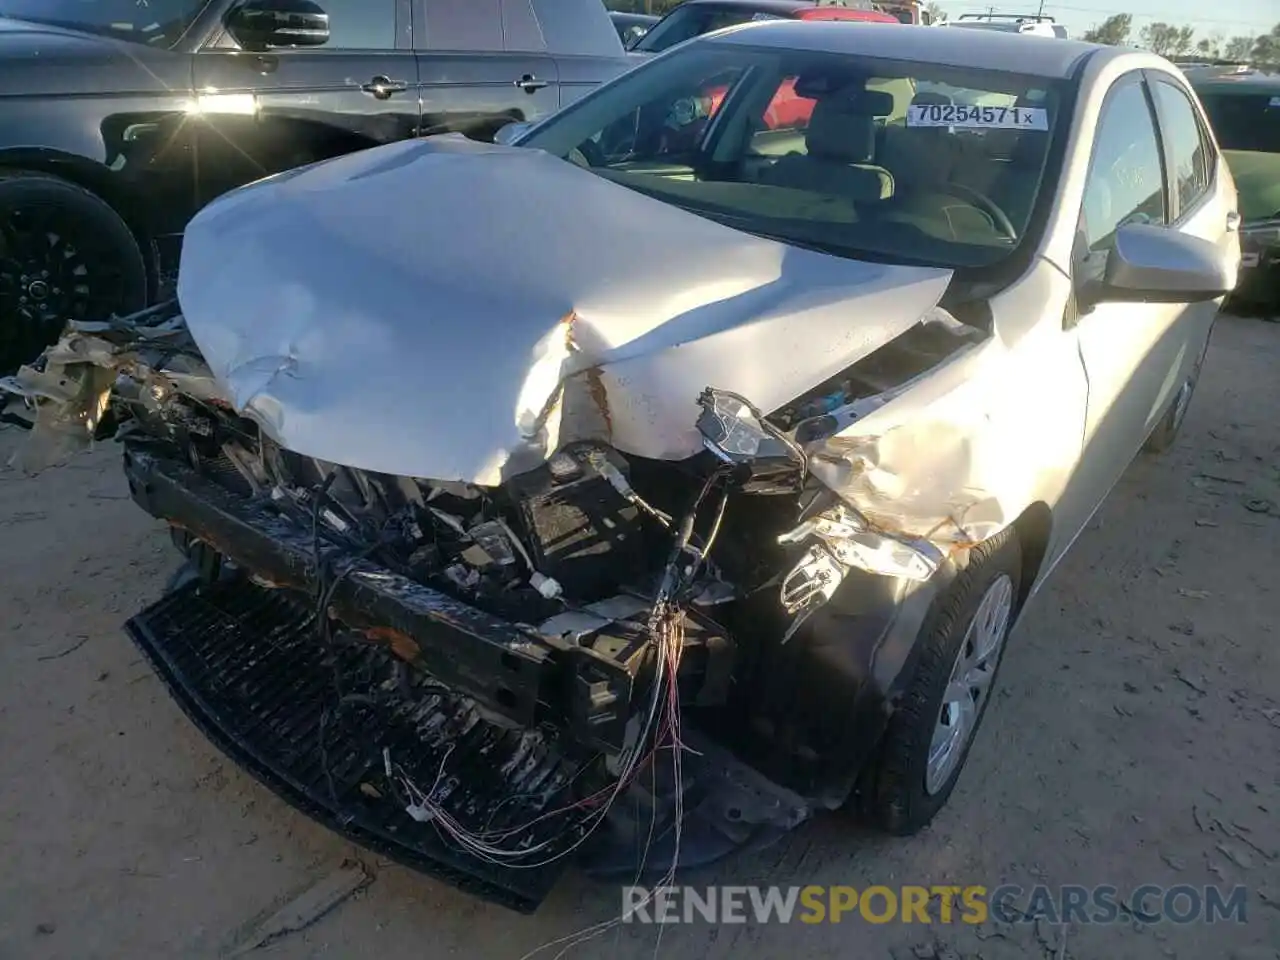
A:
907;104;1049;130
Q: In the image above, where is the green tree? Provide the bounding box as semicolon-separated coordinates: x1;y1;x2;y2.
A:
1253;23;1280;68
1224;35;1256;61
1196;35;1222;59
1173;25;1196;56
1140;22;1195;57
1082;13;1132;46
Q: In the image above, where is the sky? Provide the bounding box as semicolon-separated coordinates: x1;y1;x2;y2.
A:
934;0;1280;43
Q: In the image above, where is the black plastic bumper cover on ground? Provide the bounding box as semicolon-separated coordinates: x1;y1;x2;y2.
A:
126;578;574;912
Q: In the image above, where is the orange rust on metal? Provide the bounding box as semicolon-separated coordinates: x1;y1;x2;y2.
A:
166;521;306;590
560;310;581;351
583;365;612;438
363;625;422;662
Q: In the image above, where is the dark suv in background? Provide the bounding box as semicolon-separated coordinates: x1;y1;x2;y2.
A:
0;0;629;371
1187;66;1280;309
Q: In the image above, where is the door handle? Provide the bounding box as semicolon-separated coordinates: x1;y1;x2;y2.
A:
1227;211;1241;233
514;74;549;93
361;75;408;100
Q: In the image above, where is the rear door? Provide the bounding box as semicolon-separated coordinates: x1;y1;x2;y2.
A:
1143;70;1236;413
528;0;631;107
1147;73;1238;293
192;0;418;207
414;0;558;140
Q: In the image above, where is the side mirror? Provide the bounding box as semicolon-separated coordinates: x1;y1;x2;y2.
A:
1095;223;1234;305
623;26;649;49
227;0;330;50
494;121;533;146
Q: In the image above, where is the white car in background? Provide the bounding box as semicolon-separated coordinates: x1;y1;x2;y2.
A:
2;20;1240;911
946;13;1066;38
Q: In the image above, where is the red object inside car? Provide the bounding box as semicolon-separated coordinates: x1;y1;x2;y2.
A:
703;10;898;130
793;8;899;23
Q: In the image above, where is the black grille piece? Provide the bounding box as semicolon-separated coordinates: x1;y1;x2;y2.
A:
509;466;644;601
126;577;588;912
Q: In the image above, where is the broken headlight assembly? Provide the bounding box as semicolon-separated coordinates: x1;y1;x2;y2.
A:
696;386;943;640
696;387;807;466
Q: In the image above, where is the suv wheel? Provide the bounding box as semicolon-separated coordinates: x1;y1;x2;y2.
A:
0;171;148;372
858;527;1022;835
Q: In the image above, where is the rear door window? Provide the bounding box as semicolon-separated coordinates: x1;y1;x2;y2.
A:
420;0;503;50
1151;79;1215;218
319;0;397;49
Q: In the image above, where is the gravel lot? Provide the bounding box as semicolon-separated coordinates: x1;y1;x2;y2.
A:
1;313;1277;960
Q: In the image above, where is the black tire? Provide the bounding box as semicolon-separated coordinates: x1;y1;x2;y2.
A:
0;171;149;372
859;528;1022;835
1143;332;1211;454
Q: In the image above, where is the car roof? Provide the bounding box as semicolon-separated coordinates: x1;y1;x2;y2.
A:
680;0;853;14
708;18;1107;79
610;11;660;24
1189;69;1280;95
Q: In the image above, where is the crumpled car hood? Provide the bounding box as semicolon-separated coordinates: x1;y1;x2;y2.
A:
178;135;952;483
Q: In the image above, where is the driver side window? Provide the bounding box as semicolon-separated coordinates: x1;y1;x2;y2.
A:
585;67;744;168
1081;79;1167;253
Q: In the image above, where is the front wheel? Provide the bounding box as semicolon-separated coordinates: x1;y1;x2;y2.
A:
858;527;1022;835
0;171;149;372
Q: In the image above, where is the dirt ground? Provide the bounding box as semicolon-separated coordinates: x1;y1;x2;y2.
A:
1;313;1278;960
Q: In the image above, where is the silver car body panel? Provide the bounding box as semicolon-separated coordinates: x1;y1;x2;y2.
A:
3;23;1242;572
177;134;952;487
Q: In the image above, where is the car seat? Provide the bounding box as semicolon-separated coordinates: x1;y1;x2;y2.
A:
956;92;1049;232
760;91;895;201
880;90;958;188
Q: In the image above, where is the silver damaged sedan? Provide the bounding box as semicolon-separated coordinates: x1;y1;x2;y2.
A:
0;20;1242;912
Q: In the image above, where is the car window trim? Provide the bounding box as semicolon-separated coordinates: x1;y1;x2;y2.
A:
1146;71;1217;226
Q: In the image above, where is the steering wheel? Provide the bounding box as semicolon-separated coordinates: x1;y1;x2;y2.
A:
934;182;1018;241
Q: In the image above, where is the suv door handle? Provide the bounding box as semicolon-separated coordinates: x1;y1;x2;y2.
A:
361;76;408;99
514;74;548;93
1226;211;1241;233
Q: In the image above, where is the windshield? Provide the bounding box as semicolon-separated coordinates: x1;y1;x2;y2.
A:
520;42;1067;270
1198;91;1280;154
0;0;208;46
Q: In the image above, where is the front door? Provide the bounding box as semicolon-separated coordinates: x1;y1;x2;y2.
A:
1070;73;1188;519
191;0;419;208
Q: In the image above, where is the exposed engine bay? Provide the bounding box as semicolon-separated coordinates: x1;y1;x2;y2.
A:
0;299;983;911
